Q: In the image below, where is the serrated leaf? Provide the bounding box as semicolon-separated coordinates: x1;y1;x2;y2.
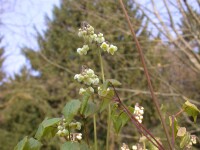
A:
14;136;28;150
61;141;80;150
35;118;61;140
182;101;200;122
180;132;191;148
80;92;91;115
177;127;186;137
107;79;122;86
62;100;81;122
83;101;98;117
99;90;114;112
25;138;42;150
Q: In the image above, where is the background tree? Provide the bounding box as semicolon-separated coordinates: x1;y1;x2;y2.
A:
0;0;167;149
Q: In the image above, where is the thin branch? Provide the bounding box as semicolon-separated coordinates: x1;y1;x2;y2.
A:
118;1;173;149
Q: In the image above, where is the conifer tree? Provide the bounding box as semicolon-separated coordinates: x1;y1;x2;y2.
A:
0;0;165;149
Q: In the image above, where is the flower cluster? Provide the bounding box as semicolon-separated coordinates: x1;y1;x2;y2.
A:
121;143;130;150
74;68;99;85
56;119;82;141
100;42;118;55
133;103;144;123
79;87;94;95
78;24;105;44
77;23;118;55
77;45;90;55
187;135;197;148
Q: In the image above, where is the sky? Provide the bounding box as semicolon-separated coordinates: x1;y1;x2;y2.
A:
0;0;199;78
0;0;60;77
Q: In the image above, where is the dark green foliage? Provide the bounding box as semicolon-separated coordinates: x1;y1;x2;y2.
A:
0;0;164;149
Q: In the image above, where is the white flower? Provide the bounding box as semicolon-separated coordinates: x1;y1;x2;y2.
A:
132;145;137;150
82;45;89;51
76;133;82;140
87;25;94;34
77;45;90;55
100;42;109;51
62;129;68;135
108;44;117;55
75;122;82;130
79;88;86;95
58;125;63;130
139;109;144;115
92;78;99;85
56;130;62;136
74;68;99;86
121;143;130;150
96;33;105;43
133;103;144;123
86;68;94;75
88;87;94;93
74;74;80;80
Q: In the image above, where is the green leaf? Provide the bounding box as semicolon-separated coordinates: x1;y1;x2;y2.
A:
106;79;122;86
99;90;114;112
62;100;81;122
80;92;91;115
61;141;80;150
25;138;42;150
83;101;98;117
180;132;191;148
35;118;61;140
182;101;200;122
61;141;90;150
42;118;61;127
15;137;42;150
79;142;90;150
14;136;28;150
177;127;186;137
169;116;179;137
111;106;134;133
111;114;122;133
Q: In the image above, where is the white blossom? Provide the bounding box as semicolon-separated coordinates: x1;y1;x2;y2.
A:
77;45;90;55
100;42;109;51
74;68;99;86
108;44;118;55
133;103;144;123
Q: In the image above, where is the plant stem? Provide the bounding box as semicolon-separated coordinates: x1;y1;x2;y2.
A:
171;115;175;149
119;1;173;150
93;115;98;150
106;104;111;150
142;134;146;150
98;49;105;82
98;48;111;150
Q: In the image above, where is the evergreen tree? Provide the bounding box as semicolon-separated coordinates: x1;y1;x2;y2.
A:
0;0;165;149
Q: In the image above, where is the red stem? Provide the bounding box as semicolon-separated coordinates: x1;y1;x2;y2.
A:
112;84;165;150
118;1;173;150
